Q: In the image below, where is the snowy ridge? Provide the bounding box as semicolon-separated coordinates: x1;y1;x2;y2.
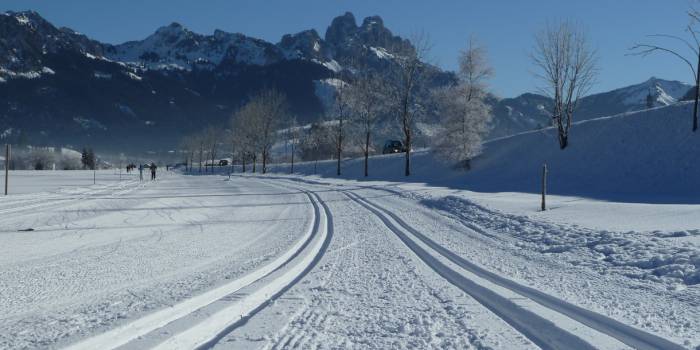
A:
617;77;690;107
104;23;280;69
488;77;693;139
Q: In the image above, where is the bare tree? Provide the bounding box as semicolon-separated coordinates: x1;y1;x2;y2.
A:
300;121;333;174
231;103;256;173
630;7;700;131
193;132;206;173
204;126;221;173
532;21;597;149
432;38;493;168
348;71;387;176
255;89;287;174
327;78;349;176
232;89;287;174
287;117;301;174
179;136;197;172
388;32;432;176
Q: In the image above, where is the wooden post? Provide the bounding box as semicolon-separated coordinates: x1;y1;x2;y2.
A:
4;144;9;195
694;50;700;132
541;163;547;211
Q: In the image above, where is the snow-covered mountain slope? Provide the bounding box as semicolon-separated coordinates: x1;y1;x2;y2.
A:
0;11;103;79
488;77;692;139
0;10;452;152
473;102;700;201
103;23;283;69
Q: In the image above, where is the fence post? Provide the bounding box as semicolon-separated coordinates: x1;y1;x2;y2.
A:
541;163;547;211
4;144;9;195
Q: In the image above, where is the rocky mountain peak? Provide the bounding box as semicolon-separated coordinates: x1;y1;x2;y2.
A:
279;29;324;60
361;16;384;30
324;12;358;45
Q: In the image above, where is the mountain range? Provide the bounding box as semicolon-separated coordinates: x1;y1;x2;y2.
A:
0;10;693;153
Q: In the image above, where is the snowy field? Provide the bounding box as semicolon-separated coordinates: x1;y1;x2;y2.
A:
0;169;136;195
0;104;698;349
0;169;695;349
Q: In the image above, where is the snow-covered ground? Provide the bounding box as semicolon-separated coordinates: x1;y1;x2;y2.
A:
0;170;132;195
1;103;698;349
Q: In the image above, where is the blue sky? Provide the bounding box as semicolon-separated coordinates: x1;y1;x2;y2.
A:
1;0;697;97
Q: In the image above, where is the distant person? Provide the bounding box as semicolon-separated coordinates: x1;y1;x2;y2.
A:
150;162;157;180
139;164;143;181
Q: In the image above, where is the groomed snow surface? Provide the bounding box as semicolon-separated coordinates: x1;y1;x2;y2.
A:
0;103;698;349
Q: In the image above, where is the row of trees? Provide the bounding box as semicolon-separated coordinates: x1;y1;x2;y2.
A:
178;38;496;176
176;19;607;175
2;147;85;170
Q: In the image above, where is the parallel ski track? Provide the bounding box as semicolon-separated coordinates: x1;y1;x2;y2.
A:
65;186;331;350
0;180;141;217
344;190;685;350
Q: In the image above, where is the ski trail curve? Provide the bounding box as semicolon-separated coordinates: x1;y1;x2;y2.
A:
64;189;325;350
150;189;332;350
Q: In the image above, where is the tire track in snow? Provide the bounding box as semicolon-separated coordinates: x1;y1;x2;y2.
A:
64;185;331;350
345;191;685;350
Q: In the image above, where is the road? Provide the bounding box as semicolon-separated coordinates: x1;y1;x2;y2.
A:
0;172;692;349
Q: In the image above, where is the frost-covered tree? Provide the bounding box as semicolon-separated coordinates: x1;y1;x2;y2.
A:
347;71;387;176
30;148;55;170
204;126;221;172
432;39;493;169
387;33;432;176
253;89;287;174
81;147;96;170
286;117;301;174
327;78;350;176
532;21;597;149
232;89;287;174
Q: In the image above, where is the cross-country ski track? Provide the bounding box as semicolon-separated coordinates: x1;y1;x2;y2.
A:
343;190;684;350
0;171;692;349
66;182;332;350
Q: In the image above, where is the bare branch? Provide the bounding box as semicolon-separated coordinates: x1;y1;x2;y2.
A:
629;44;697;77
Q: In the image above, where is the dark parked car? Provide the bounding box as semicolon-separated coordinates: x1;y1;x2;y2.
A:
382;140;405;154
218;159;229;166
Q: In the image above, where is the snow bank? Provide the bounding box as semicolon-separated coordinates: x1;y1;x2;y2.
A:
468;102;700;203
420;195;700;285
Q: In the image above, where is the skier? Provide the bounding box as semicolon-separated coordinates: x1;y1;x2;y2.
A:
150;162;157;180
138;164;143;181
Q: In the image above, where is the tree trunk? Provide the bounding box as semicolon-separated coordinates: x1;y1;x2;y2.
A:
242;156;246;173
404;134;411;176
252;154;256;173
364;131;370;177
336;118;342;176
558;132;568;149
290;146;295;174
262;150;267;174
